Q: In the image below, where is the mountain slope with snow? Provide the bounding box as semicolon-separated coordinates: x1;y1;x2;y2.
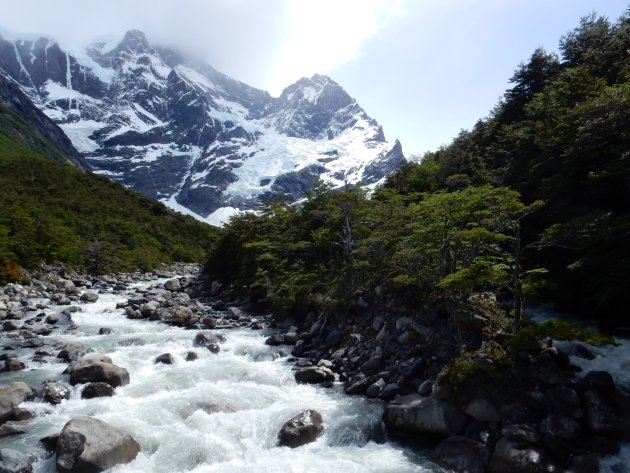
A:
0;29;405;224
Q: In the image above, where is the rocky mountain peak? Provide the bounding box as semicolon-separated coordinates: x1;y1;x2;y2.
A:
0;29;405;225
117;29;150;54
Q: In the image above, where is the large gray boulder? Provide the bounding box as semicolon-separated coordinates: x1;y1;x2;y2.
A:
384;395;467;436
68;355;129;387
488;437;555;473
0;448;32;473
164;279;181;292
434;436;490;473
0;382;33;423
159;305;193;326
277;410;323;448
79;292;99;303
56;417;140;472
295;366;334;384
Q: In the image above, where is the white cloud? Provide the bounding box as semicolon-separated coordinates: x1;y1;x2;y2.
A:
268;0;408;94
0;0;408;94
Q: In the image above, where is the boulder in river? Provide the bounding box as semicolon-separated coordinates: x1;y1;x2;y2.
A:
79;292;99;303
164;279;181;292
81;382;115;399
68;355;130;387
42;381;71;405
159;305;193;326
434;435;490;473
384;394;468;437
277;410;323;448
0;382;33;423
155;353;174;365
295;366;334;384
488;437;556;473
56;416;140;473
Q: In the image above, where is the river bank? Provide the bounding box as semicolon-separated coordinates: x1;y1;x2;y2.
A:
1;264;629;472
0;264;445;472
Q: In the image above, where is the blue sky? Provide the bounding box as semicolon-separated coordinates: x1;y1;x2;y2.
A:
2;0;628;156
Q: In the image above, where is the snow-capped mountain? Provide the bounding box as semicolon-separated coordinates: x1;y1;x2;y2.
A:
0;29;405;224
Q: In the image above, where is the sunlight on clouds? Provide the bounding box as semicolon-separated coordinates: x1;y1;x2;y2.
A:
268;0;408;95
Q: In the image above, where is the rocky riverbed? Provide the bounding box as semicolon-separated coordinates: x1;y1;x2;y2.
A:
0;264;629;472
0;264;443;472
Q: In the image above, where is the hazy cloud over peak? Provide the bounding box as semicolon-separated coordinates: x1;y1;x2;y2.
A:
1;0;407;95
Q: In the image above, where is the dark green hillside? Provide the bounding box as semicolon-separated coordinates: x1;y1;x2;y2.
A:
0;75;85;168
0;82;216;282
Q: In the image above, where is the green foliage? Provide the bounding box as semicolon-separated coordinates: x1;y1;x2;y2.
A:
0;150;215;274
510;320;618;348
383;9;630;325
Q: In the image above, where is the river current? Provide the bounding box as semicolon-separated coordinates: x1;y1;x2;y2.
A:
0;279;444;472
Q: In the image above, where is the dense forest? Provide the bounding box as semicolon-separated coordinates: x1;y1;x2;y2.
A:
0;102;216;282
206;10;630;330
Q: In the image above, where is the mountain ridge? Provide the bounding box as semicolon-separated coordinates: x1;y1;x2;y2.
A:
0;28;405;224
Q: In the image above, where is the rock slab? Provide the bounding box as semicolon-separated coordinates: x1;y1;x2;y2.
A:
56;416;140;473
277;410;323;448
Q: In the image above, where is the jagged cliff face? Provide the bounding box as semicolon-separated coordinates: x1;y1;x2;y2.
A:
0;29;405;223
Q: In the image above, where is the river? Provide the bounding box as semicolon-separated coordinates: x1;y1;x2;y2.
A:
0;278;444;472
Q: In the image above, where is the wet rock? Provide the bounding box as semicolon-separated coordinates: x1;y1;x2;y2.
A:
584;371;615;392
277;410;323;448
397;357;426;378
291;340;305;356
324;329;343;347
366;378;386;398
2;359;25;372
380;383;402;401
0;425;25;438
547;386;581;418
488;437;555;473
207;343;220;354
501;424;541;444
282;332;298;345
344;376;376;395
68;356;130;388
265;334;284;346
159;305;193;326
81;382;115;399
295;366;334;384
418;380;433;396
185;351;198;361
79;292;99;303
584;390;622;434
384;395;468;437
193;331;225;348
155;353;174;365
56;342;86;362
2;320;21;331
56;416;140;473
164;279;181;291
39;434;59;452
34;347;55;357
140;301;159;318
43;381;71;405
201;316;217;329
434;435;490;473
360;356;384;377
539;414;580;441
0;448;32;473
465;398;501;423
0;382;33;423
98;327;113;335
